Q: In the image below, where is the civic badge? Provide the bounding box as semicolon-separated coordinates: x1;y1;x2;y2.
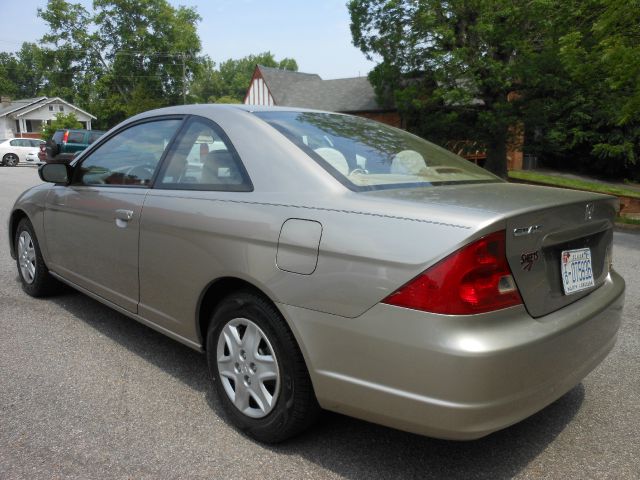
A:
520;250;539;271
513;225;543;237
585;202;594;221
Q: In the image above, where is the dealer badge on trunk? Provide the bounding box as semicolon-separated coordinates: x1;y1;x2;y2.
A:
520;251;539;271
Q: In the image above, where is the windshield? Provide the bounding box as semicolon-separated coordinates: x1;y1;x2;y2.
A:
254;111;499;191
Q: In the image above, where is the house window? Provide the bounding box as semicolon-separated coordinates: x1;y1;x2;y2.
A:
59;105;64;112
49;105;54;111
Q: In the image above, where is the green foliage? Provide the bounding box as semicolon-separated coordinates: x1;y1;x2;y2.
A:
349;0;556;177
0;43;47;98
349;0;640;180
191;52;298;104
40;112;83;140
0;3;299;131
35;0;202;128
541;0;640;179
213;96;242;104
509;170;640;199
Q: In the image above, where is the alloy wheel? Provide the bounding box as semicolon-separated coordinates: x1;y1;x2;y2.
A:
4;153;19;166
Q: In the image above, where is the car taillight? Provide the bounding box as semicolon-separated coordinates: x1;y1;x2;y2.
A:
63;131;69;143
383;230;522;315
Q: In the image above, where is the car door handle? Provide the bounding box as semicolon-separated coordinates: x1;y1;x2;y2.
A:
115;209;134;228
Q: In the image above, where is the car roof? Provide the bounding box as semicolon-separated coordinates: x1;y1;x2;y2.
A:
127;103;341;121
55;129;106;133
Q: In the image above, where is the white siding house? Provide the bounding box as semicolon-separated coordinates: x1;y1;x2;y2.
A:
0;96;97;139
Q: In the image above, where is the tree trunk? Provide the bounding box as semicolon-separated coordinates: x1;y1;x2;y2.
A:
483;126;508;179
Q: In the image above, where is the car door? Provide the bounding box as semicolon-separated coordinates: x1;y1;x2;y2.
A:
43;117;183;313
138;116;253;339
9;139;30;161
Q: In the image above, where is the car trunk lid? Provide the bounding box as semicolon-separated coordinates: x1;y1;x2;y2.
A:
505;198;615;317
360;182;618;317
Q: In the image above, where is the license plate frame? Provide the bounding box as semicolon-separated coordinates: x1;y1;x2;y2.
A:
560;247;595;295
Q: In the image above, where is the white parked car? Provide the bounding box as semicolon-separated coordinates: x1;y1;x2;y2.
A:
0;138;42;166
25;151;41;164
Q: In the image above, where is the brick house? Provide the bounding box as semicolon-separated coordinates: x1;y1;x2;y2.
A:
0;96;96;139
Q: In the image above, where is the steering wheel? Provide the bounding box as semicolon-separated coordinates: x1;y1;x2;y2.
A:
349;168;369;176
125;163;156;184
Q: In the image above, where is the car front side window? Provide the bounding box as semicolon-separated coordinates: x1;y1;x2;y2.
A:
75;119;182;187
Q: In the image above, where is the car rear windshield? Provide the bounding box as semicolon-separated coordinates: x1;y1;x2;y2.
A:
254;111;499;191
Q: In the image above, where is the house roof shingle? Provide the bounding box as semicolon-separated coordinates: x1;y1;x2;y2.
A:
0;97;47;117
0;96;96;119
256;65;385;113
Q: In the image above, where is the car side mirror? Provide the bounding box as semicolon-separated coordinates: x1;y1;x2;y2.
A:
39;163;71;184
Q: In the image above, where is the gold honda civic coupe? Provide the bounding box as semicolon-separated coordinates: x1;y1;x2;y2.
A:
9;105;625;443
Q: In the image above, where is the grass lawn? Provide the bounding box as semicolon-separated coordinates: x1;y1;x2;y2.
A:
615;215;640;225
508;170;640;199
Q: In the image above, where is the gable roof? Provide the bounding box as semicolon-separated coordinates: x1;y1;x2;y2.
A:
253;65;389;113
0;96;96;119
0;97;48;118
257;67;320;104
15;97;96;119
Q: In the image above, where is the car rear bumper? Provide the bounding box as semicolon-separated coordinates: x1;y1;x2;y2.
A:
278;270;625;439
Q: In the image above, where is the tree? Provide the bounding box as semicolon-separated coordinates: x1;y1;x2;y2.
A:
548;0;640;178
349;0;640;180
0;53;19;96
191;52;298;103
38;0;201;128
0;43;46;98
348;0;564;177
40;112;82;140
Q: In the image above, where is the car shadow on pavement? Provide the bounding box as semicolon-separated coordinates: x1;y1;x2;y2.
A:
267;385;584;479
47;288;211;394
49;288;584;480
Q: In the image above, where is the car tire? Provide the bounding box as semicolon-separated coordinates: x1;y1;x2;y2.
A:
15;218;60;297
206;291;320;443
3;153;19;166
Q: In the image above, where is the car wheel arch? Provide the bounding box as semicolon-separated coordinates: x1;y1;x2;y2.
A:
9;209;29;259
195;277;316;370
197;277;284;349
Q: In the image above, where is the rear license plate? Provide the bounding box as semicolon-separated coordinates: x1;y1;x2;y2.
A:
561;248;595;295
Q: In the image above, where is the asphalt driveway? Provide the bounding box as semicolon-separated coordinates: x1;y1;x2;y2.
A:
1;166;638;479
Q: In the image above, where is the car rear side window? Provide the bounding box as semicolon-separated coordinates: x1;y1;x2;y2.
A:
88;132;103;144
75;119;182;187
66;132;84;144
156;117;252;192
254;111;499;191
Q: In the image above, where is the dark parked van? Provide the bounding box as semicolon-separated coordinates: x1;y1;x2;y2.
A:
40;129;105;163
